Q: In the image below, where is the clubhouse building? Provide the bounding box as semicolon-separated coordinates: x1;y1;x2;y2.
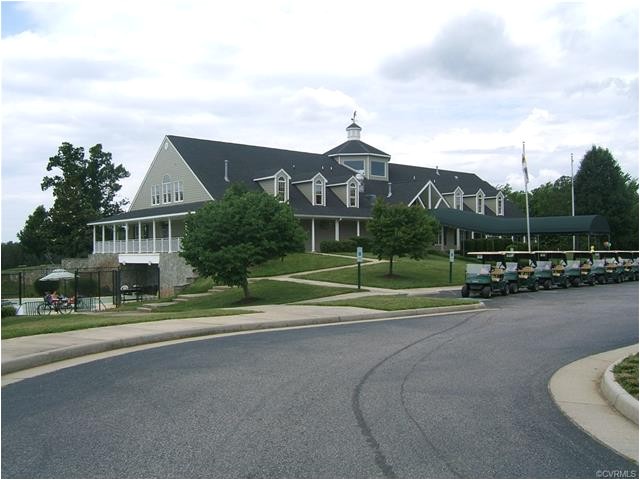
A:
87;120;609;294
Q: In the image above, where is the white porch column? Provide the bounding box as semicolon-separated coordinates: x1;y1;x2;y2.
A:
138;221;142;253
101;225;105;253
152;220;156;253
168;218;173;253
335;219;340;241
356;220;360;237
124;225;129;253
92;226;96;254
112;225;116;253
311;218;316;253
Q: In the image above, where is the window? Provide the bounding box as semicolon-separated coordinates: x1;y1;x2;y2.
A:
162;175;172;203
277;176;287;201
174;181;184;202
344;159;365;171
454;189;463;210
476;191;485;214
151;184;161;205
314;179;324;206
496;193;504;216
371;160;386;177
348;181;357;207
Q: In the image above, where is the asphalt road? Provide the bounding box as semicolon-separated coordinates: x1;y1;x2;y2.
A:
2;282;638;478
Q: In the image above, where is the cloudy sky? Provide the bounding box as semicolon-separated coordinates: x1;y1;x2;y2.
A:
2;1;638;242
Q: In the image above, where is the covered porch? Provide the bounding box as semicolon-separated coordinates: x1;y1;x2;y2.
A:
88;202;205;255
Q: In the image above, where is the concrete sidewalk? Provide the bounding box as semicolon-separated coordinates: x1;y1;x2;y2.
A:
1;300;481;382
549;344;639;463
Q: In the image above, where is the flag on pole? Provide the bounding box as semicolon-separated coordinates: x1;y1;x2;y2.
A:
521;146;529;186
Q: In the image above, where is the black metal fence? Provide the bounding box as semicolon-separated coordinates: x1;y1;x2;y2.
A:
1;267;120;312
2;265;160;313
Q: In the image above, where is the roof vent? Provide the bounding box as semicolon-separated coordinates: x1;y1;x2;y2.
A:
224;160;229;182
436;166;440;176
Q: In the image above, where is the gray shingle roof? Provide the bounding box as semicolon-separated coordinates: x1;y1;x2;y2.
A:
92;134;524;224
324;140;390;157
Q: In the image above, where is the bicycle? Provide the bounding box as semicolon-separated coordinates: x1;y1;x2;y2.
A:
37;298;74;315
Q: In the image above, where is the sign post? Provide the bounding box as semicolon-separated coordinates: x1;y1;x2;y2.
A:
449;249;455;284
356;247;363;290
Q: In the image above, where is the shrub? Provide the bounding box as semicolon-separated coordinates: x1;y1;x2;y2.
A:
1;305;17;317
350;236;372;251
320;239;356;253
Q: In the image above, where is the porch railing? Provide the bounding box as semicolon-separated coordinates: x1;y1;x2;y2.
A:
94;237;182;254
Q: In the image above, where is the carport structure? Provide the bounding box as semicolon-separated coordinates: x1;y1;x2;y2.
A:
432;209;610;250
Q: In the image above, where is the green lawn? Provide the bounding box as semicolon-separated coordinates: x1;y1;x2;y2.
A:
311;295;478;310
295;255;471;289
158;280;358;312
180;253;362;293
249;253;361;277
1;308;254;339
613;353;638;399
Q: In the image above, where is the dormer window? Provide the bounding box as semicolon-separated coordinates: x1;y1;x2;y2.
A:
476;190;485;214
348;181;358;207
314;178;325;206
454;188;463;210
277;176;287;201
496;192;504;216
162;175;172;203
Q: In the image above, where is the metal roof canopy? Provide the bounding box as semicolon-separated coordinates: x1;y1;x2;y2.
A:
432;209;610;235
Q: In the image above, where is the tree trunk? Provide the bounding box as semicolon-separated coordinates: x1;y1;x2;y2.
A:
241;282;250;300
388;255;394;276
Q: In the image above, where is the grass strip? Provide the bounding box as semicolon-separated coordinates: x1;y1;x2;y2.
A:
310;295;478;311
613;353;638;399
1;309;254;339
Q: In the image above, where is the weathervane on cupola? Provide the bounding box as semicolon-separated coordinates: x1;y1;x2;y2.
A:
346;110;362;141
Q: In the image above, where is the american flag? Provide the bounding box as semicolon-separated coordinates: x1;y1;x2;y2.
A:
522;148;529;185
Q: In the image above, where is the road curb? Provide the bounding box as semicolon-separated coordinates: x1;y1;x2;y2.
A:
600;354;639;425
1;303;484;375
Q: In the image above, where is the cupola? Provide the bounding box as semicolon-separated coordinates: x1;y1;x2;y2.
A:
346;122;362;141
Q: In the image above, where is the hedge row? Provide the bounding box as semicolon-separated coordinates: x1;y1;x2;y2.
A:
319;237;373;253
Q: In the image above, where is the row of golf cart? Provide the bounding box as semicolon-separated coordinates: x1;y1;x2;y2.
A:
461;250;639;298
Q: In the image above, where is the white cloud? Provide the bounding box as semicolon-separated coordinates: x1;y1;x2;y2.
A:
1;1;638;241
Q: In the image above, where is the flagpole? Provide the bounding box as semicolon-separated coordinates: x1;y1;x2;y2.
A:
523;141;531;251
571;153;576;250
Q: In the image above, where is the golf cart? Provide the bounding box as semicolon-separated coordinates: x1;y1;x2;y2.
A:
565;251;597;286
504;251;539;292
593;251;624;284
533;251;571;289
462;252;510;298
614;251;639;282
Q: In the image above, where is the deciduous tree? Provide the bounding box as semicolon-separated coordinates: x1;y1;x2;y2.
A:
575;146;638;249
17;205;54;262
40;142;130;257
180;186;306;300
368;199;439;276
